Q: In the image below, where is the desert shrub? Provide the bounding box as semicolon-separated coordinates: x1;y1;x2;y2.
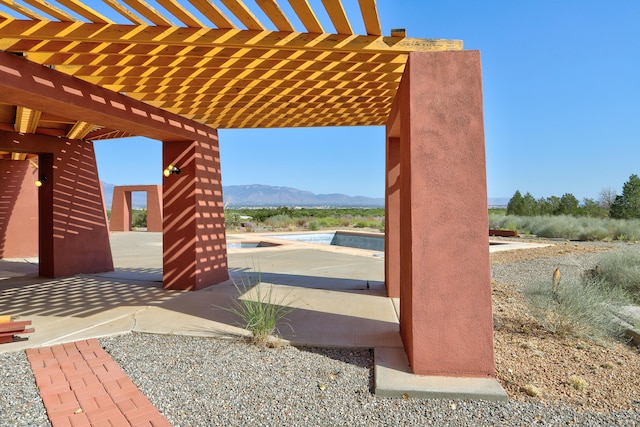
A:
225;211;241;228
597;249;640;302
219;273;293;346
522;275;628;340
488;213;640;241
308;221;319;231
533;216;581;239
316;217;342;228
353;219;384;229
131;209;147;228
568;375;588;392
610;219;640;241
264;214;294;229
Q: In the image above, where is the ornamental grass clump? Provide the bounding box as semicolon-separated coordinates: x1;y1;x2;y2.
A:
522;274;628;340
596;249;640;302
222;271;294;346
568;375;589;392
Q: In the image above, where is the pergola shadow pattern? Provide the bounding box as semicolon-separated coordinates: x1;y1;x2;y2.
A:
0;274;178;318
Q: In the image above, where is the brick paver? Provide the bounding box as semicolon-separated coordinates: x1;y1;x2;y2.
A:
27;339;171;427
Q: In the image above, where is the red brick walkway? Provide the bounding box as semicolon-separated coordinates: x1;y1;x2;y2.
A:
27;339;171;427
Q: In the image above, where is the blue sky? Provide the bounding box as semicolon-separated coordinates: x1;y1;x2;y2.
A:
89;1;640;201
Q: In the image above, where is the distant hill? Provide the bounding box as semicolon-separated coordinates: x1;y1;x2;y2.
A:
223;184;384;207
488;197;509;208
101;182;508;209
101;182;384;208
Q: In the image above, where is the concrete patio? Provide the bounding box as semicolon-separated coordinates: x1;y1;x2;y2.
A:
0;231;530;400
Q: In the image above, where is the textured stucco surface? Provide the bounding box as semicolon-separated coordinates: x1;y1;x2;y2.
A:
388;50;495;377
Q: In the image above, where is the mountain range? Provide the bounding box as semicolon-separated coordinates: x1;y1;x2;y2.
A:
101;183;385;208
101;182;508;208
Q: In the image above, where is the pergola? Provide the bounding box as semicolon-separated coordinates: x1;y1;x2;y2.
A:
0;1;495;379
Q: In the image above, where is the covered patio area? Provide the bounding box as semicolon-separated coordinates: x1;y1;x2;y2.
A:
1;0;497;385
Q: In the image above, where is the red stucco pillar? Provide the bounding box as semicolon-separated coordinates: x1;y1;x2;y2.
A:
31;137;113;277
390;51;495;377
384;137;401;298
110;186;132;231
146;185;163;232
162;135;228;290
0;159;38;258
110;185;162;232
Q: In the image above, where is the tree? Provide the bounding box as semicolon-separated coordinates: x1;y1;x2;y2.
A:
557;193;579;216
507;190;524;215
598;187;617;213
538;196;560;215
522;192;539;216
610;174;640;219
610;195;627;219
579;198;606;217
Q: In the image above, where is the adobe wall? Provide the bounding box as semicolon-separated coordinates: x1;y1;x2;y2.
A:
0;159;38;258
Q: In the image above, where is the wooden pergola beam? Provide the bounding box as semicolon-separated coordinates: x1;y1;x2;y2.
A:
321;0;353;34
287;0;324;33
0;21;462;55
0;50;216;142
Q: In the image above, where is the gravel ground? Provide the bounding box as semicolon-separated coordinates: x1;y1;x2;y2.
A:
97;333;640;427
0;351;50;427
2;240;640;426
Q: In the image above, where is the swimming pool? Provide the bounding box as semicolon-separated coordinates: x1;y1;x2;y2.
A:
269;231;384;251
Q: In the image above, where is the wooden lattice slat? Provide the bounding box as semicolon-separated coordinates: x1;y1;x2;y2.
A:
256;0;294;32
121;0;173;26
287;0;323;33
321;0;352;34
156;0;204;28
56;0;112;24
0;0;47;20
188;0;235;29
220;0;265;31
102;0;147;24
357;0;381;36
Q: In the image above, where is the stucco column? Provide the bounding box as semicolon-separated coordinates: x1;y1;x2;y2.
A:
0;158;39;258
384;137;401;298
146;185;163;232
32;137;113;277
110;187;132;231
110;185;163;232
392;51;495;377
162;135;229;290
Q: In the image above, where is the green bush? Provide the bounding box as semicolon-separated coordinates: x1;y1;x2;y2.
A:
488;213;640;241
264;214;294;229
225;211;241;228
353;219;383;229
131;209;147;229
316;217;342;228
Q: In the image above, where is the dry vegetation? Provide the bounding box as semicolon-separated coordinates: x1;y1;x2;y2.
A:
491;242;640;412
